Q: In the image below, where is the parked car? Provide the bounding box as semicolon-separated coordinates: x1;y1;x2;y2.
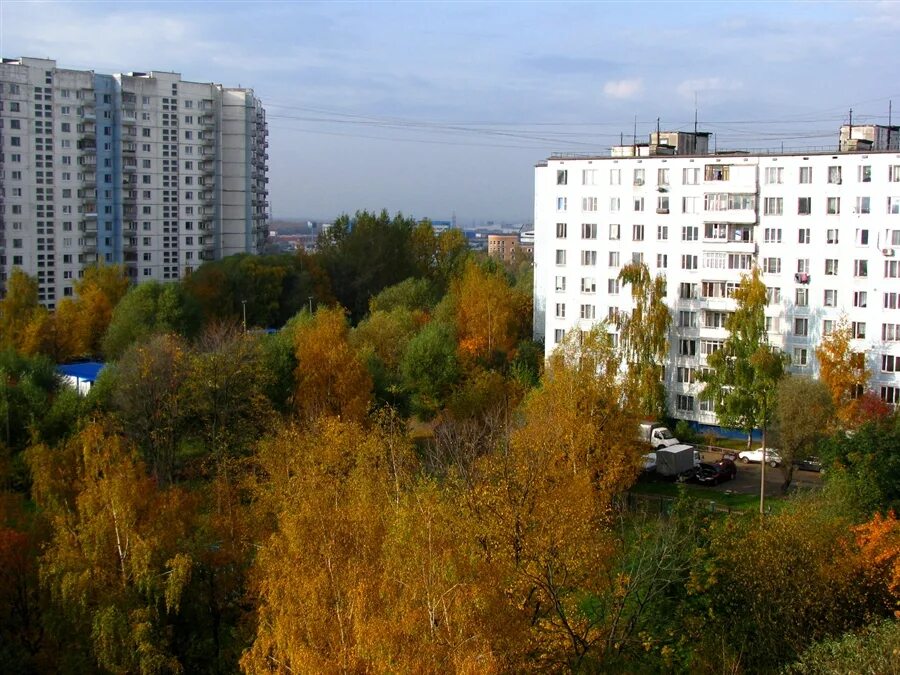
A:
738;447;782;467
642;452;657;473
693;459;737;486
793;456;824;473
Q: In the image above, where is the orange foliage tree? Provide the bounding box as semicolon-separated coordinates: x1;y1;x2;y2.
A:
816;317;870;426
854;510;900;618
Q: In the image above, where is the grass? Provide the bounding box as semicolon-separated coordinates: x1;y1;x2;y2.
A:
631;479;789;513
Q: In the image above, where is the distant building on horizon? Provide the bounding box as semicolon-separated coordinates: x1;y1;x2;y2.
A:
0;56;268;306
487;233;533;263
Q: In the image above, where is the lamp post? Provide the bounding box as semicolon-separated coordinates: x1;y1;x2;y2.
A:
241;299;247;332
308;296;314;314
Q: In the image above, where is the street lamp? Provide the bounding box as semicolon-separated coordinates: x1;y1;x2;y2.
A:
242;299;247;332
308;296;314;314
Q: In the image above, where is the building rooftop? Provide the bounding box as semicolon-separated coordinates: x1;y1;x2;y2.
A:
58;362;105;383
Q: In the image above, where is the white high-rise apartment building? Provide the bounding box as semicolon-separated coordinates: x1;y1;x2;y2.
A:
534;126;900;423
0;57;268;306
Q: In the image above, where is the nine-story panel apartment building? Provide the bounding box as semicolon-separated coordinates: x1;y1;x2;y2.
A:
534;125;900;425
0;57;268;306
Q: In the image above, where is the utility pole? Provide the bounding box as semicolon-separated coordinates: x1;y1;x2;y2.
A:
241;299;247;332
308;296;314;314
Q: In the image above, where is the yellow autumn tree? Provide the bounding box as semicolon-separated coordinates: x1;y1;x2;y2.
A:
452;260;524;365
816;316;869;426
854;510;900;618
241;418;395;673
0;268;41;350
293;307;372;423
465;327;641;670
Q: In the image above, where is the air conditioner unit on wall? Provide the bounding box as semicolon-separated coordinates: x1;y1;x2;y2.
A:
883;248;896;257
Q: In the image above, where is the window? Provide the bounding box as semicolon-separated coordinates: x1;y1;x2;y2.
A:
824;289;837;307
632;224;644;241
764;197;783;215
858;165;871;183
633;197;644;212
856;197;871;214
682;196;699;213
555;249;566;265
656;254;668;268
852;322;866;339
799;166;812;184
704;252;726;269
657;195;669;213
582;169;597;185
856;229;869;246
679;339;697;356
556;222;567;238
681;255;698;270
798;228;810;244
793;348;809;367
764;227;782;243
765;166;783;184
889;197;900;215
555;275;566;292
678;310;697;328
886;292;899;309
798;197;812;215
631;252;644;265
609;168;621;185
580;277;595;293
657;225;668;240
854;259;868;277
556;197;567;211
823;320;834;336
607;278;620;294
825;259;838;275
554;329;565;344
555;303;566;318
766;316;781;333
795;288;808;307
556;169;567;185
881;386;900;405
763;257;781;274
580;304;595;320
581;223;597;239
581;250;597;266
854;291;868;308
676;395;695;412
677;367;695;384
826;228;839;244
633;168;645;186
609;251;620;266
582;197;598;212
767;287;782;304
683;167;699;184
794;317;809;336
680;282;698;299
828;165;842;184
891;165;900;182
883;323;900;341
608;223;620;240
704;164;729;181
657;168;669;186
886;260;900;278
728;254;752;270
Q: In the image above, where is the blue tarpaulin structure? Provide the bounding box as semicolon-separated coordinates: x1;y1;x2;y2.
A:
58;362;105;395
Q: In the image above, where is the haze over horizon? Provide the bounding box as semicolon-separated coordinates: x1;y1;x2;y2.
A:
3;0;899;223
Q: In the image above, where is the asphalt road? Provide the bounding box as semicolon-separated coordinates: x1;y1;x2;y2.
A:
697;451;823;497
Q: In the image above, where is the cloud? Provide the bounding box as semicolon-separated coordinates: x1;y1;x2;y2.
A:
676;77;742;100
603;78;643;99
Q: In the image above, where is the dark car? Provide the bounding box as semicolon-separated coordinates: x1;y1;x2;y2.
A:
693;459;737;486
793;456;824;473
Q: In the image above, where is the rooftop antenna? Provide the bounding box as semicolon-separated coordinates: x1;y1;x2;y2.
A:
632;115;637;154
656;116;661;144
694;92;698;136
889;100;893;149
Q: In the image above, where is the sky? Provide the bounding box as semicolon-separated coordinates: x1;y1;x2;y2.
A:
2;1;900;224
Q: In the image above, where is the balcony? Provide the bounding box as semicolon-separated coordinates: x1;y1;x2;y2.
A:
123;191;138;204
78;155;97;167
200;191;214;205
199;219;213;231
79;252;99;264
794;273;811;285
122;161;137;173
79;221;98;233
121;94;137;109
124;206;137;219
81;106;96;120
82;203;98;218
123;220;138;232
201;134;215;146
82;172;96;186
123;237;137;251
200;250;215;261
122;142;136;154
199;207;214;217
80;121;96;137
200;114;215;126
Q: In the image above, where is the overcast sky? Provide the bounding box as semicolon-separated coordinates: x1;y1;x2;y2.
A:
3;1;900;223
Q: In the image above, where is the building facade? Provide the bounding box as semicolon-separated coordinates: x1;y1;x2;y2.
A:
534;127;900;423
0;57;268;306
487;233;533;263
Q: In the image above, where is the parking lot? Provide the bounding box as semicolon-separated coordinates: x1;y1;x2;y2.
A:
697;450;823;497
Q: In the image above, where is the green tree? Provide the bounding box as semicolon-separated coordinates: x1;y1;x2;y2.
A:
702;267;787;450
617;262;671;418
773;376;834;493
400;320;459;418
